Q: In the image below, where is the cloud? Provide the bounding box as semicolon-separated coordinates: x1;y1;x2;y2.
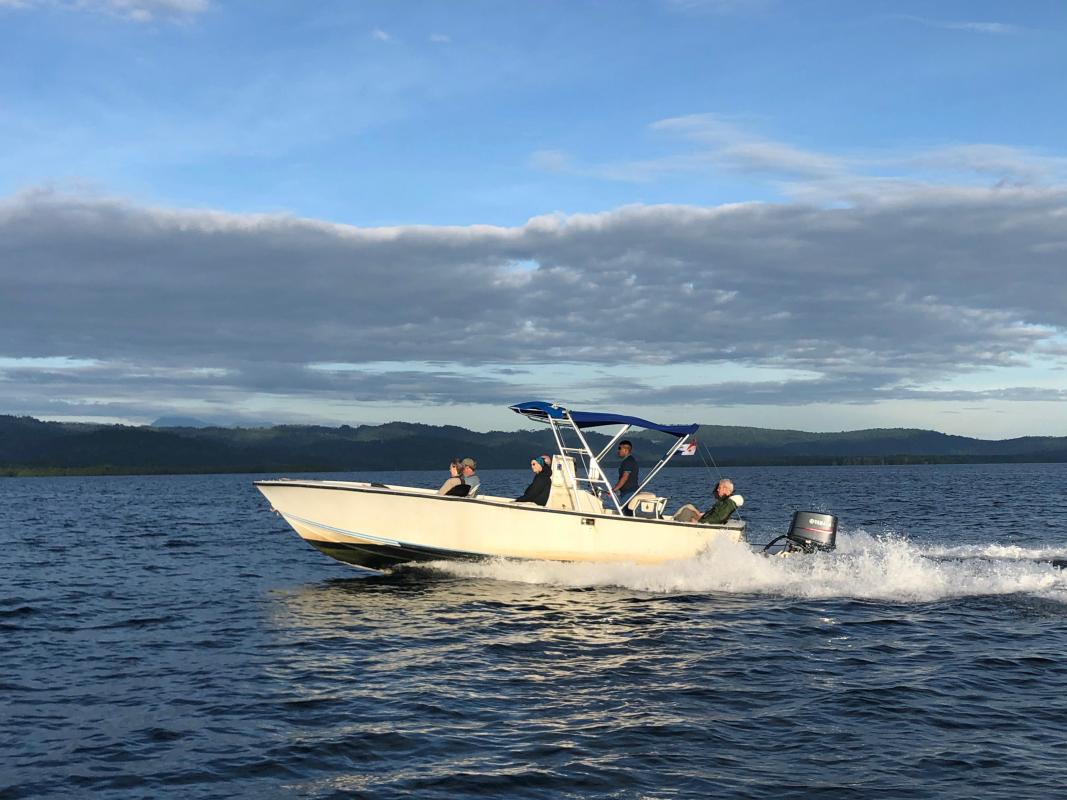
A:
599;376;1067;409
107;0;208;21
531;114;847;184
2;185;1067;420
0;358;528;423
429;32;451;44
665;0;772;13
905;145;1067;186
372;28;392;42
532;114;1067;201
528;149;572;173
896;15;1022;35
1;0;209;22
653;114;843;179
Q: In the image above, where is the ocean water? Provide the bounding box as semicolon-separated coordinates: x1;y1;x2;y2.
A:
2;462;1066;799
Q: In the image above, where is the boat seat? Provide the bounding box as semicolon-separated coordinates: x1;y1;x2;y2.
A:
444;481;479;499
627;491;668;519
546;456;603;513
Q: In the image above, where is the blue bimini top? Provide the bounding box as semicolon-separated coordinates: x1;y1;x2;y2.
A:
509;401;698;438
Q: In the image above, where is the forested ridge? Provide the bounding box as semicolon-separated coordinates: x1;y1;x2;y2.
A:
2;414;1066;476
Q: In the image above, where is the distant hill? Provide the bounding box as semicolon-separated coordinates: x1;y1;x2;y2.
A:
1;414;1066;476
151;416;275;429
151;416;213;428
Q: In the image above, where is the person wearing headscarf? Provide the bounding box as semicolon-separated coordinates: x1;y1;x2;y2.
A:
515;455;553;506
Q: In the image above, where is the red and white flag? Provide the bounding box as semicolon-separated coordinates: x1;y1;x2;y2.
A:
675;441;697;456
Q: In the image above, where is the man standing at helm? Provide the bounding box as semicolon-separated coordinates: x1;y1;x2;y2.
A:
612;439;639;515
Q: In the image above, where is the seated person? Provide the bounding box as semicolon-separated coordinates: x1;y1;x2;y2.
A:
459;457;480;496
514;456;552;506
674;478;743;524
437;460;469;496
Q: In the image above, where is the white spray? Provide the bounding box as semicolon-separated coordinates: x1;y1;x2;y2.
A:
422;530;1067;604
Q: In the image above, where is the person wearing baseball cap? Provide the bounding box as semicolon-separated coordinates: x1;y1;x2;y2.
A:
459;457;480;496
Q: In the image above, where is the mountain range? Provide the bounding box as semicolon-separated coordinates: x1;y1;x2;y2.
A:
2;414;1066;476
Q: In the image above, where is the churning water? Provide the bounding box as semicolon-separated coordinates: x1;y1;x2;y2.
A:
2;463;1066;798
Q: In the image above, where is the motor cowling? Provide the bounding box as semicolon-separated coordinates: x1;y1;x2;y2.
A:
786;511;837;553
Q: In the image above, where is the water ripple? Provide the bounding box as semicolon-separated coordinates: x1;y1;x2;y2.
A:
2;465;1066;798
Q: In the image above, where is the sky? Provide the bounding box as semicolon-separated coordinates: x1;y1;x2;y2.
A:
1;0;1066;438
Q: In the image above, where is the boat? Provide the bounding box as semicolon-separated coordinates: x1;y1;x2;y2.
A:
255;401;748;571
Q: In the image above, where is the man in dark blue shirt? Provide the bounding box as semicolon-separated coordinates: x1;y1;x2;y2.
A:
613;440;639;515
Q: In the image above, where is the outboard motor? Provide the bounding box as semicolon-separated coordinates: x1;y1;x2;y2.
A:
785;511;837;553
762;511;838;555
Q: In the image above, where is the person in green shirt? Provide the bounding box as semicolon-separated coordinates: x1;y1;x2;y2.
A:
699;478;743;524
673;478;744;524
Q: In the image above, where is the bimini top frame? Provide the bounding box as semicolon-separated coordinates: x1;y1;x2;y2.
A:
510;401;699;515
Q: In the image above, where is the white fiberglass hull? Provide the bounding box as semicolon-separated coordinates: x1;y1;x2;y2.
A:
255;479;745;570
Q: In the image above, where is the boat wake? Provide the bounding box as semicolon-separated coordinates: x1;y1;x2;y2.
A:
420;530;1067;604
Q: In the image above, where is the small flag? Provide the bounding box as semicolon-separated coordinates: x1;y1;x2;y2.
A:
676;441;697;456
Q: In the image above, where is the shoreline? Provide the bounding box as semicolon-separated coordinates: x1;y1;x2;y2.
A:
5;455;1066;478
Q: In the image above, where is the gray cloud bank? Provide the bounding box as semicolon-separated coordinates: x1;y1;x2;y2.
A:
2;187;1066;421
